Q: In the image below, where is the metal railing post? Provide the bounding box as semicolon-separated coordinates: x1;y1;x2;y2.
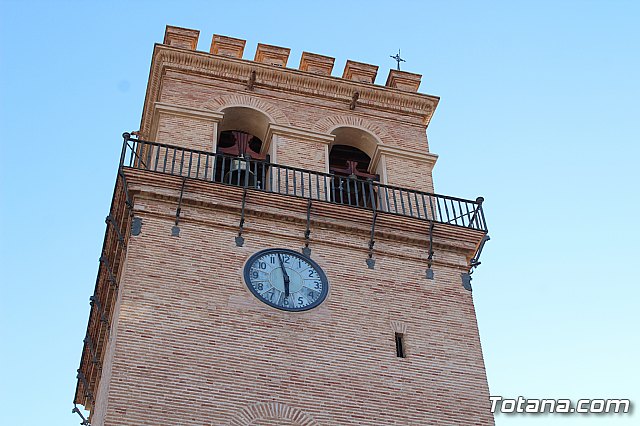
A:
120;132;130;169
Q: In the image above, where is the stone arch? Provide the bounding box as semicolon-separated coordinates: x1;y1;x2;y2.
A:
390;320;407;334
218;106;272;143
229;402;321;426
329;127;379;160
204;94;291;126
312;115;395;148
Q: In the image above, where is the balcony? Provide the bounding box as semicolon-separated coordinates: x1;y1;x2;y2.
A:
74;133;488;412
121;134;488;232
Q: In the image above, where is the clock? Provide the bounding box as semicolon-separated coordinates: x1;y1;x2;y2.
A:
244;248;329;311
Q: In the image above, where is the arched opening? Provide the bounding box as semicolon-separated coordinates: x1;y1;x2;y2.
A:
329;127;380;207
214;107;271;188
218;106;271;143
329;145;373;176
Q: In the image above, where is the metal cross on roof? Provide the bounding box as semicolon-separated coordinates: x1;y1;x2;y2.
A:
390;49;406;71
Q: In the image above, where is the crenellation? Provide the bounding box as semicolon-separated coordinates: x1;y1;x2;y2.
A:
299;52;335;76
254;43;291;67
163;25;199;50
210;34;246;58
163;26;428;94
386;69;422;92
342;59;379;83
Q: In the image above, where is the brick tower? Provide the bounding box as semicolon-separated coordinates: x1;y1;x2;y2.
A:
73;25;493;425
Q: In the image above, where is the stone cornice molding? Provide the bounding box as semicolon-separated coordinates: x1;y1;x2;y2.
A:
148;102;224;141
266;123;335;145
140;44;439;136
263;123;335;157
154;102;225;121
370;144;439;172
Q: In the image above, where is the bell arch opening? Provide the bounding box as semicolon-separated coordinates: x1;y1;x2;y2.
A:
215;107;272;187
219;106;271;142
329;127;379;158
329;127;380;207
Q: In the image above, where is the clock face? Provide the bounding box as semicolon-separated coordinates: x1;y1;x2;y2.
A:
244;248;329;312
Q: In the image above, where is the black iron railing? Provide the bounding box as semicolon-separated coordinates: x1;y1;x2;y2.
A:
121;136;488;232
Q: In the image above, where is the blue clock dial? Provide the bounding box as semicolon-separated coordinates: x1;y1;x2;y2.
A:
244;248;329;311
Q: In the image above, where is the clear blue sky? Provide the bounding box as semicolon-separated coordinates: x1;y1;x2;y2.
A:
1;1;638;425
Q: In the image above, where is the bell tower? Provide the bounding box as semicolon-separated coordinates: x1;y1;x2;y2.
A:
73;25;493;425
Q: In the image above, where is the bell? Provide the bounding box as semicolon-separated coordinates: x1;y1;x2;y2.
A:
224;158;257;187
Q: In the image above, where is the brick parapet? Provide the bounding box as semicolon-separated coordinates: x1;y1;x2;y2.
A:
139;44;439;139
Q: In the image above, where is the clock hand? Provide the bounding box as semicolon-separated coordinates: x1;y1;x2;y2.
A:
277;253;290;298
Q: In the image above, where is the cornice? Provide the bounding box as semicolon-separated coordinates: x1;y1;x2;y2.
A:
140;44;440;137
370;144;439;173
263;123;334;158
125;172;480;267
266;123;335;145
149;102;225;141
154;102;225;121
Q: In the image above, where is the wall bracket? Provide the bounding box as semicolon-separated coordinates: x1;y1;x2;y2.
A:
72;405;91;426
302;200;312;257
171;178;187;237
349;91;360;110
366;210;378;269
246;70;256;91
118;169;134;214
98;256;117;289
105;215;124;246
76;370;95;404
83;333;100;367
89;295;108;326
235;188;248;247
470;234;490;268
461;234;490;292
426;222;435;280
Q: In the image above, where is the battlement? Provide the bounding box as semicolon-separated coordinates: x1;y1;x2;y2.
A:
163;25;422;92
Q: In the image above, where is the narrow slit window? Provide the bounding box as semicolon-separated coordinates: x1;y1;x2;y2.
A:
395;332;406;358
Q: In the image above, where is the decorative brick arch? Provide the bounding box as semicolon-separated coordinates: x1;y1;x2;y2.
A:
229;402;321;426
204;94;291;126
312;115;395;146
390;320;408;334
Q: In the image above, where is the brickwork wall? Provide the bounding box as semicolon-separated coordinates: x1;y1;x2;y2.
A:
270;134;328;199
156;76;432;183
385;155;435;193
92;192;493;426
273;135;327;173
160;73;427;139
155;112;215;152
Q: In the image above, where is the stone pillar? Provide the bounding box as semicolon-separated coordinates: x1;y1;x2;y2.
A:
264;124;334;200
148;102;224;179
